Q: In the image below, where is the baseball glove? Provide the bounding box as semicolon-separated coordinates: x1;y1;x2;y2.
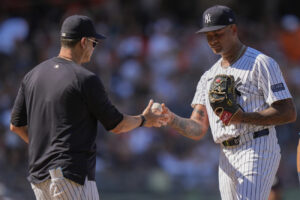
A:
209;74;239;125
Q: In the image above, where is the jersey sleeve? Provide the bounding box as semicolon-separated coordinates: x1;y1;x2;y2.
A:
257;56;292;105
82;75;123;131
11;82;28;127
191;72;208;108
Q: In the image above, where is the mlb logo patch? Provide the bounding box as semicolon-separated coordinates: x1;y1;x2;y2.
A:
271;83;285;92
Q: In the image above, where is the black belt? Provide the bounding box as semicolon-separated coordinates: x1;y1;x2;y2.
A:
222;129;269;147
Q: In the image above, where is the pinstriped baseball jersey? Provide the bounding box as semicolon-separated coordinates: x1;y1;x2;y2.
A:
192;47;292;143
192;46;290;200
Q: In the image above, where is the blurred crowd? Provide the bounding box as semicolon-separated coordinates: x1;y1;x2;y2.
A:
0;0;299;199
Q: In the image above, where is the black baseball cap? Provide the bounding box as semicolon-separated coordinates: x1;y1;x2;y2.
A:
60;15;106;39
196;5;236;33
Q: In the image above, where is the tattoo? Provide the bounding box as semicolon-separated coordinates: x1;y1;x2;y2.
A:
196;109;204;117
170;115;203;139
192;108;205;121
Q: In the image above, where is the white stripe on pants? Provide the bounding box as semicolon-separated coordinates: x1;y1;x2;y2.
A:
31;168;100;200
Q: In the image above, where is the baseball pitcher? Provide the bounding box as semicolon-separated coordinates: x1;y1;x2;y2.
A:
162;5;297;200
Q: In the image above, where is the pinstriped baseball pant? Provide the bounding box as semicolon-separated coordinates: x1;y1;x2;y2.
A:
218;131;280;200
30;168;100;200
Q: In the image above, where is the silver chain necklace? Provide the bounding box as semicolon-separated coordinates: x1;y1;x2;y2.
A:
222;44;246;67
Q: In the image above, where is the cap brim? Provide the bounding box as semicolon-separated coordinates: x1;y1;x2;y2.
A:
196;25;227;34
95;33;106;39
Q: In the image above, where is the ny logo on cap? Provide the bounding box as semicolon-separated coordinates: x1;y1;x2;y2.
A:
205;14;211;24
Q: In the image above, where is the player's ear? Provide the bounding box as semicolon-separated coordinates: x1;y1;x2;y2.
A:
80;37;88;49
231;24;238;34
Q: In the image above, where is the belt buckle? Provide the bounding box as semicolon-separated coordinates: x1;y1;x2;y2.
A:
223;136;240;147
223;140;230;146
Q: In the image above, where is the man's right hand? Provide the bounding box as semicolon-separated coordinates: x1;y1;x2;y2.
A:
161;103;175;126
142;100;170;127
157;104;209;140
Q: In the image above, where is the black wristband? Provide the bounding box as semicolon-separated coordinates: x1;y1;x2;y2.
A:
139;115;146;127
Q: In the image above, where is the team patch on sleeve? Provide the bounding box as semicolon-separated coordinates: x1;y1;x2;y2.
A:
271;83;285;92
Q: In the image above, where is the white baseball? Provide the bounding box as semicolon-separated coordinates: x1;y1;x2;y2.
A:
151;102;162;115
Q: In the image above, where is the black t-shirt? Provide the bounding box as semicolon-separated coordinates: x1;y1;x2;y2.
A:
11;57;123;185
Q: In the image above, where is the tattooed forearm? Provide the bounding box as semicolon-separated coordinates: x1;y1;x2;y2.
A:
170;115;204;140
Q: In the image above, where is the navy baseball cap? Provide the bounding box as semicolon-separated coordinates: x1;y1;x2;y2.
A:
196;5;236;33
61;15;106;39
